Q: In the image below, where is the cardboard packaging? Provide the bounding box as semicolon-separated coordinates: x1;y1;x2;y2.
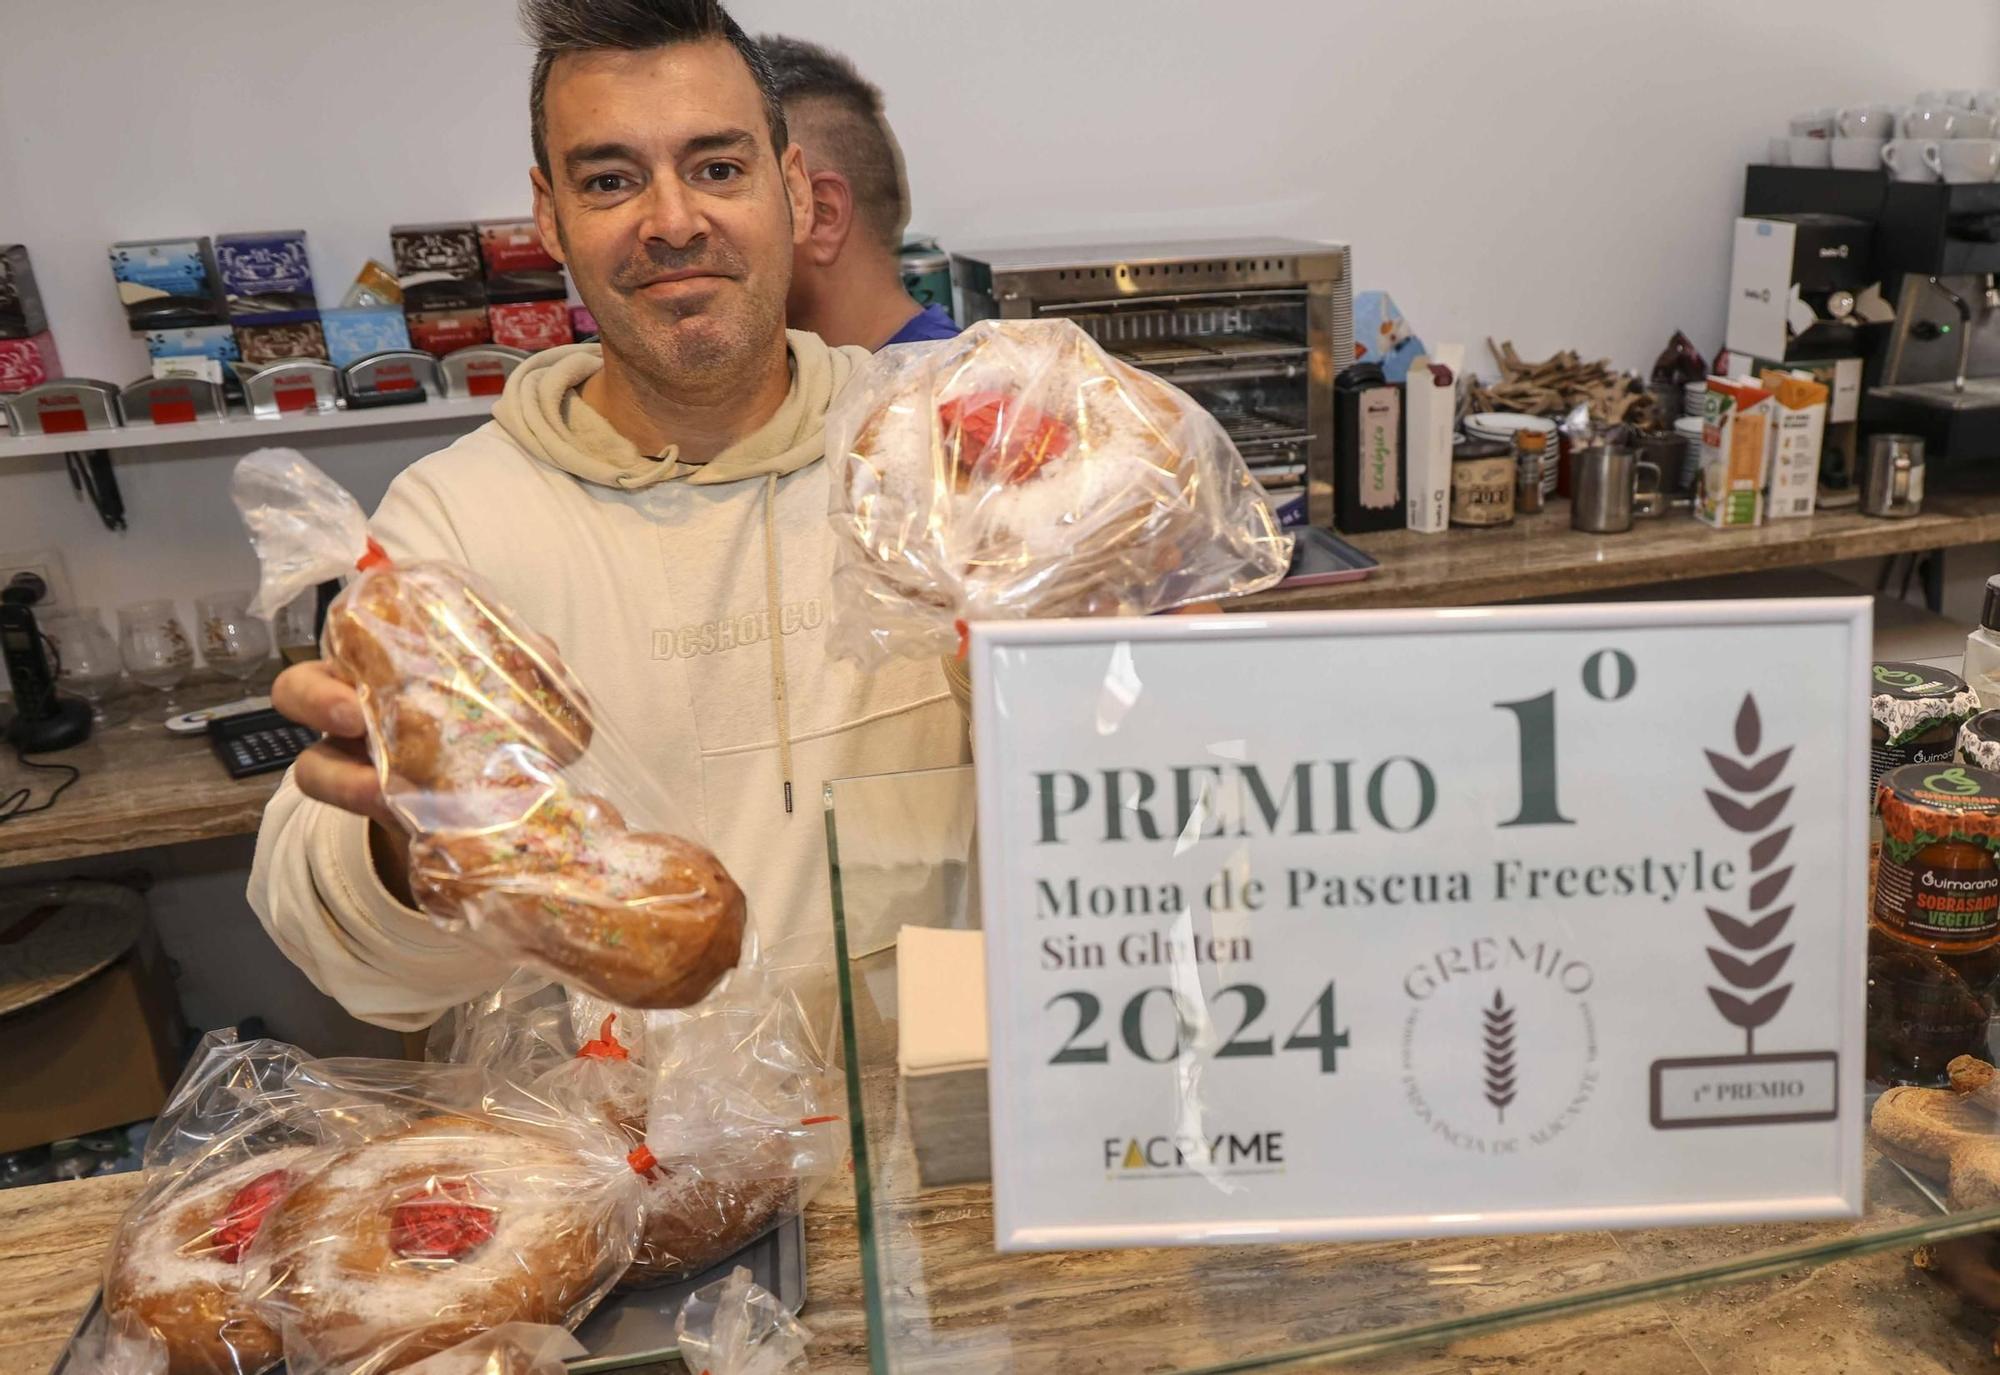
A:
0;331;63;393
489;298;573;353
897;925;993;1187
390;222;482;278
1404;344;1461;534
0;929;183;1154
109;237;223;329
400;273;488;312
234;317;328;366
0;244;50;339
143;324;239;363
1759;369;1829;520
215;230;317;319
407;306;493;356
1698;376;1775;528
322;306;412;367
476;218;559;275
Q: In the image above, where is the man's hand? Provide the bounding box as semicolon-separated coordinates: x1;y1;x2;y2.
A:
272;661;395;829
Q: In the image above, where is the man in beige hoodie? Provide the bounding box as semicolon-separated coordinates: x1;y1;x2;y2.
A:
251;0;967;1030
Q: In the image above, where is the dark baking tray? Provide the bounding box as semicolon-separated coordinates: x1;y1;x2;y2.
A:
50;1213;806;1374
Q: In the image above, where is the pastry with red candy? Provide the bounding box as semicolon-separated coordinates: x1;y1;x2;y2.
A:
103;1146;318;1375
250;1115;638;1372
825;317;1291;662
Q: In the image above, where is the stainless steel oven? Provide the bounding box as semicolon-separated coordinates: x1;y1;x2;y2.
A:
951;238;1352;527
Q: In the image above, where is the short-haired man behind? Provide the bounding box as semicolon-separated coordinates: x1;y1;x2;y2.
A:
759;34;958;351
251;0;966;1031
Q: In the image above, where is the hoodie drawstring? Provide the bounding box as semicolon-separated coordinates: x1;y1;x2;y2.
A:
763;474;796;813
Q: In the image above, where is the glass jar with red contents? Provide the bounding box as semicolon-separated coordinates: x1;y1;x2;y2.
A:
1869;762;2000;1085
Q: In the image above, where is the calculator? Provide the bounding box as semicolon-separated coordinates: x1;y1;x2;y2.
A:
209;707;319;779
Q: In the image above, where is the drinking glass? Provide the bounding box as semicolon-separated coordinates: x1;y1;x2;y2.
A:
42;608;128;726
272;588;320;666
196;589;273;684
118;599;194;710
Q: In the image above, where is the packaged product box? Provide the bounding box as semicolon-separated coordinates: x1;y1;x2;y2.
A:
476;218;567;301
321;306;412;367
1759;369;1829;520
400;273;489;312
490;298;573;353
406;306;493;356
390;221;482;278
108;237;223;329
234;317;329;366
0;244;50;339
0;331;63;393
1404;344;1461;534
143;323;240;363
215;230;317;319
1698;376;1774;529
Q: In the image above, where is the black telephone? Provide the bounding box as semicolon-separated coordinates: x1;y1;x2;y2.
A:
1;575;91;752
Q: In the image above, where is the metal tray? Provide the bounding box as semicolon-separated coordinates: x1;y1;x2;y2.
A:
51;1213;806;1374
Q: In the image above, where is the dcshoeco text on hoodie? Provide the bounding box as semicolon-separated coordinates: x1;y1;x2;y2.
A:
653;598;825;660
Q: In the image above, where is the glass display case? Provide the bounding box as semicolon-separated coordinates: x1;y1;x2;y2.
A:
825;764;2000;1373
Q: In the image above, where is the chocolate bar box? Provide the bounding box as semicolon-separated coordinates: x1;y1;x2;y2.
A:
109;237;223;329
0;245;50;339
216;230;318;319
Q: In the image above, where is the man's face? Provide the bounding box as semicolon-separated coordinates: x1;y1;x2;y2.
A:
532;41;809;390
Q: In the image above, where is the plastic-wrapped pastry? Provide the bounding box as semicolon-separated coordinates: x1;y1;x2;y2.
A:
824;317;1291;662
232;448;745;1009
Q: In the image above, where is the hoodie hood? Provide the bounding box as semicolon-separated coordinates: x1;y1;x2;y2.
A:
492;330;868;491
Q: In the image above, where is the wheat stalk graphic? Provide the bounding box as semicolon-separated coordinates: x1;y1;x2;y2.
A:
1702;694;1794;1056
1483;990;1518;1123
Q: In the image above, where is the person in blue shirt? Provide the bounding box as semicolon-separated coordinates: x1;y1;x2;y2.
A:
759;35;961;351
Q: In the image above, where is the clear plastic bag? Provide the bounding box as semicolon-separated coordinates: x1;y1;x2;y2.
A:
239;1053;645;1375
231;448;747;1009
289;1323;584;1375
674;1267;810;1375
824;317;1293;662
441;968;843;1289
99;1032;329;1375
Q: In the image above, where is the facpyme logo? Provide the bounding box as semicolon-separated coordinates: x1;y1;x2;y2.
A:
1104;1130;1285;1177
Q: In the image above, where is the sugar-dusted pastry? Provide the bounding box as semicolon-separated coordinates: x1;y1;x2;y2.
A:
825;317;1291;662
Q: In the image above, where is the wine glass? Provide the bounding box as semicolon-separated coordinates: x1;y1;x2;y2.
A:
196;590;273;686
42;608;128;726
271;588;320;666
118;599;194;711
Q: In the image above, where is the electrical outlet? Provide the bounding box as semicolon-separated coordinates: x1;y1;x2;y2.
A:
0;548;74;608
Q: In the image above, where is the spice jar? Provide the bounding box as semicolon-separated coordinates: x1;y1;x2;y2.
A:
1871;661;1979;801
1513;431;1548;515
1450;436;1515;527
1962;710;2000;771
1869;763;2000;1085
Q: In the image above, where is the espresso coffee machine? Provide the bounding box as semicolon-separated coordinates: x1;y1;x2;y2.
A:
1744;167;2000;469
1;572;89;752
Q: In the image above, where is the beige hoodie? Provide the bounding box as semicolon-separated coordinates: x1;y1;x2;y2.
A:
248;333;970;1030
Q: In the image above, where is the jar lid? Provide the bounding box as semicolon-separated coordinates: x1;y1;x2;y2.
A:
1878;763;2000;855
1963;712;2000;770
1984;574;2000;632
1453;436;1511;460
1872;660;1979;743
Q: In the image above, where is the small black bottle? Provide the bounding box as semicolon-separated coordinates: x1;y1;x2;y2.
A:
1334;363;1406;534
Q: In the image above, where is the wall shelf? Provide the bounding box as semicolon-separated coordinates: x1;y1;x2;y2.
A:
0;394;495;461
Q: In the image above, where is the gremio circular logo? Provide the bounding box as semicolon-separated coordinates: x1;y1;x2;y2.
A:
1400;934;1600;1154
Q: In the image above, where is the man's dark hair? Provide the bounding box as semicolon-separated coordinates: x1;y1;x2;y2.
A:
757;35;909;255
522;0;788;177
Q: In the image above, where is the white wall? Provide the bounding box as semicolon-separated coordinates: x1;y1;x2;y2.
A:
1;1;1995;1052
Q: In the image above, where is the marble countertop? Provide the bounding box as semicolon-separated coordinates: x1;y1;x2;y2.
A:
0;676;282;873
8;1160;2000;1375
1241;487;2000;612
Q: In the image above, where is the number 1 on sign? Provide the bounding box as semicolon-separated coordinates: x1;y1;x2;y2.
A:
1495;650;1637;830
